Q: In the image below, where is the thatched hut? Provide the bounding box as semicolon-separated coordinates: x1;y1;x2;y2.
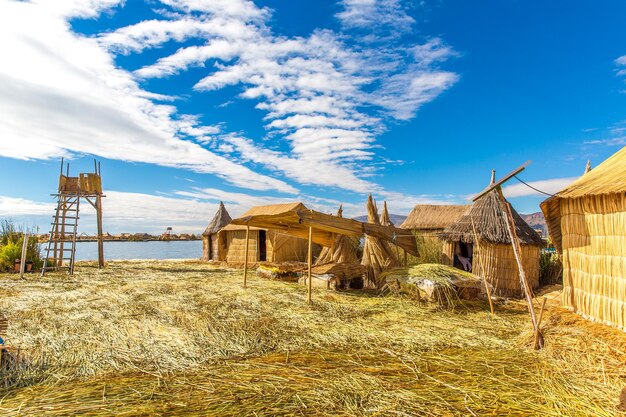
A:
361;196;399;289
220;203;321;266
400;205;469;236
314;205;359;265
541;146;626;330
202;202;232;261
439;178;544;298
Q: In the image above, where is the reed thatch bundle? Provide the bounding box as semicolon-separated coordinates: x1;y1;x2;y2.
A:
361;195;399;289
379;201;393;226
314;205;359;265
541;145;626;330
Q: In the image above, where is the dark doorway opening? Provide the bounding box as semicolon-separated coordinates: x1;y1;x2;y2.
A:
453;242;473;272
258;230;267;261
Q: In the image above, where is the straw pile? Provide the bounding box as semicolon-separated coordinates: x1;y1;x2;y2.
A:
361;196;399;289
0;261;625;416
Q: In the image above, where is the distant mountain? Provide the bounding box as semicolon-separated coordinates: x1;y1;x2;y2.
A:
520;212;547;237
353;214;407;226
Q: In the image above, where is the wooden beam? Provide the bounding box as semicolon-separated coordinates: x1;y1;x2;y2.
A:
496;188;543;349
472;161;531;202
307;225;312;304
19;232;29;279
96;194;104;269
243;224;250;288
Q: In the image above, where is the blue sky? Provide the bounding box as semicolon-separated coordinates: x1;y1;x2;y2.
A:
1;0;625;234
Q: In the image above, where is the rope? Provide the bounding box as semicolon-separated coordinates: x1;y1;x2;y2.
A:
513;175;556;197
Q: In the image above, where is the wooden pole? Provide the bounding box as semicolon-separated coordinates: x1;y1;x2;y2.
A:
534;297;548;350
496;188;543;349
307;225;312;304
19;232;29;279
96;194;104;269
243;224;250;288
470;216;495;316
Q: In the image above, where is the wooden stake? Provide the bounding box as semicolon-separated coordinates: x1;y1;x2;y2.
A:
496;188;543;349
243;224;250;288
534;297;547;350
307;225;312;304
19;232;29;279
96;194;104;269
470;216;494;316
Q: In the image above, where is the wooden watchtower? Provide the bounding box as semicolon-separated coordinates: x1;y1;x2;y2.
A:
41;159;105;275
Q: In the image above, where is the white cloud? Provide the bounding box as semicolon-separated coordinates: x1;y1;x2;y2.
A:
0;196;54;217
0;0;296;194
501;177;578;198
336;0;414;35
1;0;459;203
124;2;458;193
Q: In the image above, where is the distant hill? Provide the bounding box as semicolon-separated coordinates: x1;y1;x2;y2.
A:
520;212;547;237
353;214;407;226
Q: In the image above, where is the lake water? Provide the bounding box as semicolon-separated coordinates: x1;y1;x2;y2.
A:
70;240;203;261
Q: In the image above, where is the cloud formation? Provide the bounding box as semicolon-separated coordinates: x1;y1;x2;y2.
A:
104;0;458;193
0;0;295;193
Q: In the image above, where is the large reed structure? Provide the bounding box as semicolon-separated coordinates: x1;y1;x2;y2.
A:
220;203;322;266
314;205;359;265
361;196;399;289
440;180;544;298
202;202;232;261
541;146;626;330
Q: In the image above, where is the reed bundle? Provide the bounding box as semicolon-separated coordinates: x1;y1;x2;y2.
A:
361;196;398;289
0;260;624;416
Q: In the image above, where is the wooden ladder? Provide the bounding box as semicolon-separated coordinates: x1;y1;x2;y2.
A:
41;190;80;275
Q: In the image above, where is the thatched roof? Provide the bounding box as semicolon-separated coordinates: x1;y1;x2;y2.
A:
541;146;626;252
203;202;232;236
379;201;393;226
400;204;469;230
239;202;307;217
440;190;543;246
549;146;625;199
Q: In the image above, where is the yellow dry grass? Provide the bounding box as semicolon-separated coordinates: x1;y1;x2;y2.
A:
0;260;625;416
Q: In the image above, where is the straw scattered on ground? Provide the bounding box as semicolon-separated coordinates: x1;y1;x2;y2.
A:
0;261;625;416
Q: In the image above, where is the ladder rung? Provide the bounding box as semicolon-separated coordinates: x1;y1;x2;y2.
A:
51;223;77;226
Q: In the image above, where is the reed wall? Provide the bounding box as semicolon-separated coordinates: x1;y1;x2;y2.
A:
223;230;315;265
443;241;540;298
560;194;626;330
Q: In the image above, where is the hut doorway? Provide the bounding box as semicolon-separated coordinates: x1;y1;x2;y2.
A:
258;230;267;261
453;242;473;272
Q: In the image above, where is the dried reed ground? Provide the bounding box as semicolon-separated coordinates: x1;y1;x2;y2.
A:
0;260;624;416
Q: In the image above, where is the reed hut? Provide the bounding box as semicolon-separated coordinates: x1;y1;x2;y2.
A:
315;205;360;265
361;195;399;289
220;203;321;266
439;179;543;298
202;202;232;261
541;146;626;330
